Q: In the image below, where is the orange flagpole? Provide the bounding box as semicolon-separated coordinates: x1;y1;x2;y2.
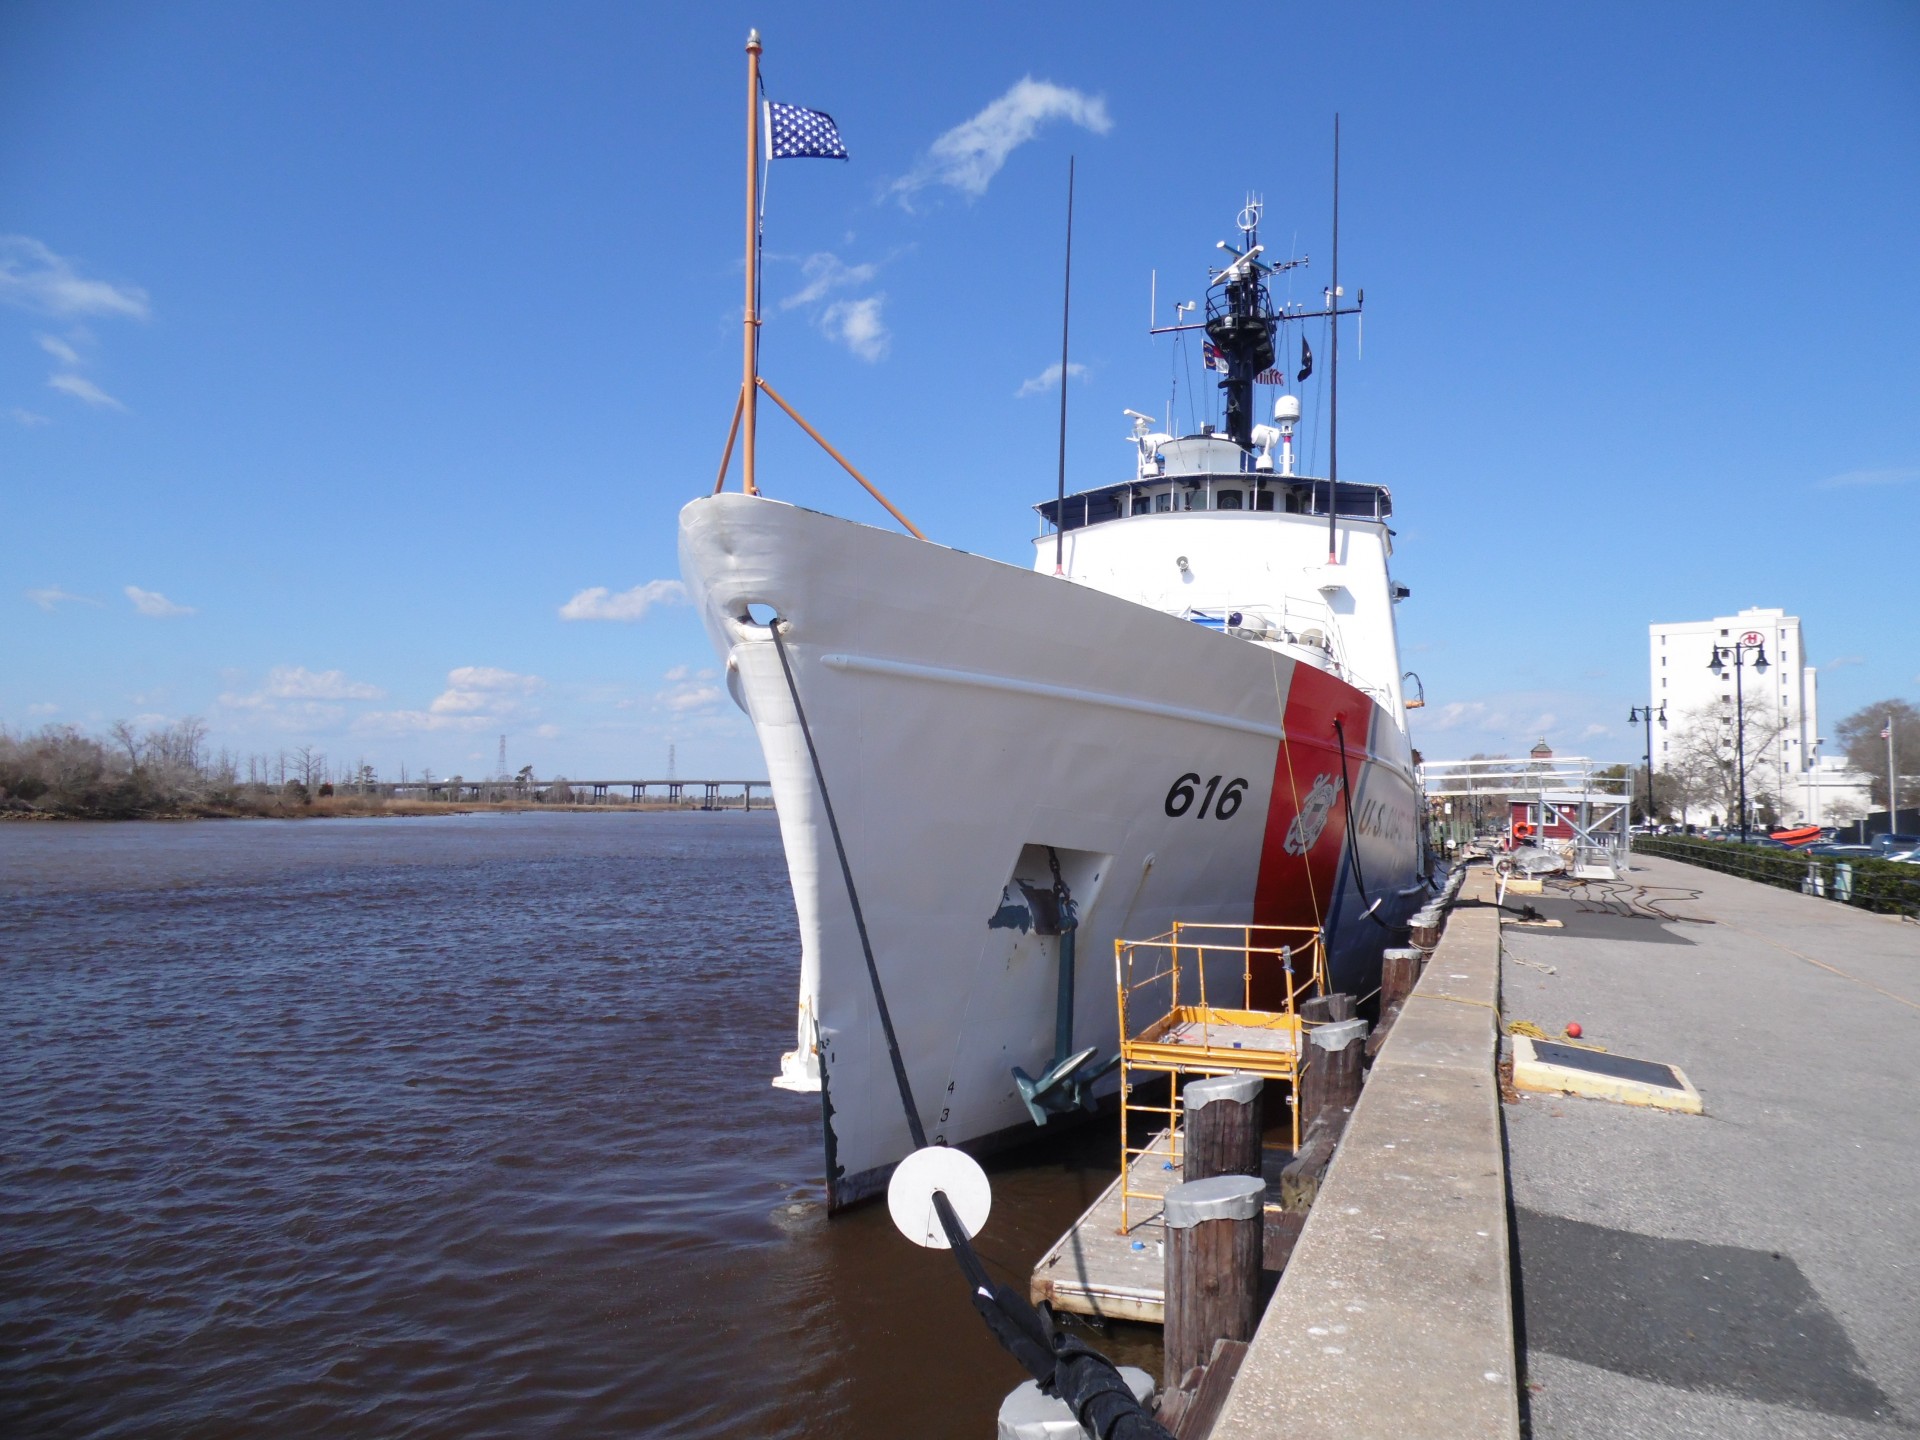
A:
741;30;762;495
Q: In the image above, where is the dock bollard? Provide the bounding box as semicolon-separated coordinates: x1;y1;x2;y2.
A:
1409;907;1442;950
996;1367;1156;1440
1162;1173;1265;1389
1299;1017;1369;1130
1381;946;1425;1011
1182;1073;1263;1182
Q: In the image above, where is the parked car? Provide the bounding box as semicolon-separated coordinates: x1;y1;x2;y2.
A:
1807;843;1876;858
1871;833;1920;856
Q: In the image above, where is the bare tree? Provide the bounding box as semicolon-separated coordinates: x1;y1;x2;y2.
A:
290;745;327;790
1834;699;1920;811
1669;701;1790;830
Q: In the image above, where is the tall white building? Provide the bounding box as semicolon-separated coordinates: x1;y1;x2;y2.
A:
1647;607;1820;823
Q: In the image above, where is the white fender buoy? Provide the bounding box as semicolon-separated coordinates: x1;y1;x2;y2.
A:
887;1146;991;1249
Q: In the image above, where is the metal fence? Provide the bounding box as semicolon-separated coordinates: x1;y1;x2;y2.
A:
1631;836;1920;921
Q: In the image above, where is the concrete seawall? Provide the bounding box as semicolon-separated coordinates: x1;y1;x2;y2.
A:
1210;871;1519;1439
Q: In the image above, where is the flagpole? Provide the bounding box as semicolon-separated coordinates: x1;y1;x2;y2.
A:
1888;715;1897;829
741;29;762;495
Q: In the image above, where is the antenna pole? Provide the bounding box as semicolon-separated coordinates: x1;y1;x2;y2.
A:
1054;155;1075;576
741;30;763;495
1326;113;1340;564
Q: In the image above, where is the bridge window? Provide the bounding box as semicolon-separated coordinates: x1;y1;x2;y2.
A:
1255;490;1274;511
1216;489;1243;510
1154;493;1172;513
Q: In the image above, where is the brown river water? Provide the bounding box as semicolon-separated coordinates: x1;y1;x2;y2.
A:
0;812;1155;1438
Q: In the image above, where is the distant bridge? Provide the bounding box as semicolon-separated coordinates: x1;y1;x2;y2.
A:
345;778;771;810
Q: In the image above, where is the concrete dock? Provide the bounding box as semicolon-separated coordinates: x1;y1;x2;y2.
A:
1502;853;1919;1438
1210;872;1520;1440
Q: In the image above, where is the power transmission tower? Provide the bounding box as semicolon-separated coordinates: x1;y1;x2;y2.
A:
668;743;677;781
497;734;507;781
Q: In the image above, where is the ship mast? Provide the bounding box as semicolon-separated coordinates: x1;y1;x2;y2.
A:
1326;115;1340;563
1202;201;1279;450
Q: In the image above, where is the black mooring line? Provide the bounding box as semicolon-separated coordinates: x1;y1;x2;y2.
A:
769;621;926;1150
1332;716;1392;929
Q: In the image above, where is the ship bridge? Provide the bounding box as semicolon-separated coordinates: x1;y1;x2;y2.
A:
1030;433;1407;721
1033;433;1392;535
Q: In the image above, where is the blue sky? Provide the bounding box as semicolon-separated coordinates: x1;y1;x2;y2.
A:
5;0;1917;781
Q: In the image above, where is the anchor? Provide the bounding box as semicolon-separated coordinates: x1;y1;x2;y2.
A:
1011;849;1119;1124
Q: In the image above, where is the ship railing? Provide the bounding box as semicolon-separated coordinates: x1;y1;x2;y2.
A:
1111;921;1328;1232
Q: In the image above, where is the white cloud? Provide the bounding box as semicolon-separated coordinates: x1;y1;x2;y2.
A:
37;333;81;366
264;665;384;701
781;252;879;311
49;373;124;410
559;579;688;622
664;664;691;682
820;296;889;361
125;585;194;617
354;709;493;735
1817;466;1918;489
28;702;58;716
1581;723;1610;739
892;78;1112;204
662;684;725;713
9;407;50;427
0;236;150;319
1425;700;1494;733
25;586;99;611
430;666;543;715
1015;361;1088;398
1821;655;1864;671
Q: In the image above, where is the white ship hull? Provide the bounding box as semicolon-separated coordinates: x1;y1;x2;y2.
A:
680;493;1427;1207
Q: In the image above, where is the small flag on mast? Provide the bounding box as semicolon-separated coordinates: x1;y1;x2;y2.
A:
1203;340;1221;372
1296;336;1314;382
1883;724;1893;739
765;102;849;160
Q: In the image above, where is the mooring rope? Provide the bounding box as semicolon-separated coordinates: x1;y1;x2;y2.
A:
767;621;1173;1440
1331;716;1392;929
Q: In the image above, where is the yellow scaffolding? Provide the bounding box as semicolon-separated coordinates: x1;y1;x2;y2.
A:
1113;922;1328;1232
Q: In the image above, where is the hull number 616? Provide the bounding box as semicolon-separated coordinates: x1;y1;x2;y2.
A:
1165;773;1248;820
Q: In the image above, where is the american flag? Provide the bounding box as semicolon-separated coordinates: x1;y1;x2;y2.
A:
1883;723;1894;739
765;102;848;160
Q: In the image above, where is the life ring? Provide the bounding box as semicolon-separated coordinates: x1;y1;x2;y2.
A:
1512;821;1535;840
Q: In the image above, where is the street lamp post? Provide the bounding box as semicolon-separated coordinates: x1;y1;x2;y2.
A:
1628;702;1667;826
1708;636;1770;843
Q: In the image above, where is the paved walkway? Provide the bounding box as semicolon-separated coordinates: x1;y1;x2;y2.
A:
1501;855;1920;1438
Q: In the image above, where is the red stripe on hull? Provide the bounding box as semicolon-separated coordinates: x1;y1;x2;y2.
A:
1249;663;1379;1006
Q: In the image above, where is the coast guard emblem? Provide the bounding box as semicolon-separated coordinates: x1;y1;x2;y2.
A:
1283;773;1343;855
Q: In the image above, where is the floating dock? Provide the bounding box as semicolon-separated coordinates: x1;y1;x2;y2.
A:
1029;1129;1181;1324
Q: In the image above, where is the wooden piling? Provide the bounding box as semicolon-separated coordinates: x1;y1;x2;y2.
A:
1298;991;1357;1024
1381;946;1424;1010
1298;1017;1368;1131
1163;1174;1265;1389
1410;906;1443;950
1182;1074;1263;1182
